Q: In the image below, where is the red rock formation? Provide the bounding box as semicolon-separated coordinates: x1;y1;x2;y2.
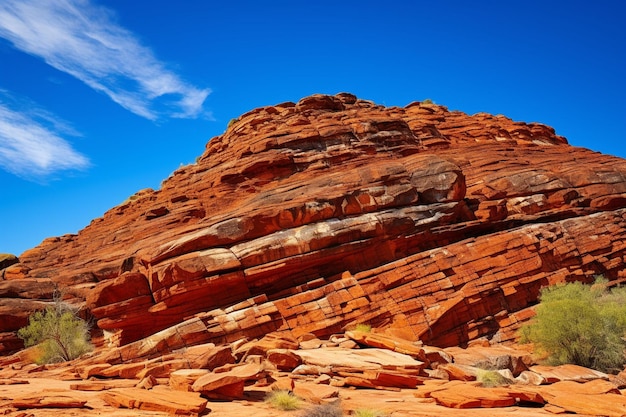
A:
1;93;625;357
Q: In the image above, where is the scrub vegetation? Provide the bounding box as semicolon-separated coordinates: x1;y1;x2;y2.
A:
520;277;626;373
18;292;92;364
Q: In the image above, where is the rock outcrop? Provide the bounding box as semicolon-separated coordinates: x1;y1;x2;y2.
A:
1;93;625;357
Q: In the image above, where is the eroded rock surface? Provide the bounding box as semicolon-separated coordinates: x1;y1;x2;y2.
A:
1;93;625;357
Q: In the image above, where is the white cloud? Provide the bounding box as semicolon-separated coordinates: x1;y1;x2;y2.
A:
0;93;89;178
0;0;210;120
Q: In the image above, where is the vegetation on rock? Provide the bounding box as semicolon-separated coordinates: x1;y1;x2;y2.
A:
354;323;372;333
520;278;626;373
265;390;303;411
17;293;92;364
475;369;512;387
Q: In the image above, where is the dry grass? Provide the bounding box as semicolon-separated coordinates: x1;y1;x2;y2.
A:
265;390;303;411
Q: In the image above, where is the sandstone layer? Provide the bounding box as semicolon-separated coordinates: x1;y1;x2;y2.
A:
1;93;625;357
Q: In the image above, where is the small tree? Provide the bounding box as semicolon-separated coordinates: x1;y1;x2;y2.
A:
520;279;626;373
18;293;92;364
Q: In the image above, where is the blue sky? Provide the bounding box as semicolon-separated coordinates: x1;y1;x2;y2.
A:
0;0;624;256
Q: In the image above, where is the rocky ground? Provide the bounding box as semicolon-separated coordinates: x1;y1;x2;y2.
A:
1;330;625;416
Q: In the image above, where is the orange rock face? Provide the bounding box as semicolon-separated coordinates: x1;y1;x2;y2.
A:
1;93;625;357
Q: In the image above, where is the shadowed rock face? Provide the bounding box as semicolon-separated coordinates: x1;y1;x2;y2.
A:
1;93;625;357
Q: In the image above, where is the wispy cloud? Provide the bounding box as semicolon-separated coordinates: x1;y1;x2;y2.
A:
0;0;210;120
0;91;89;179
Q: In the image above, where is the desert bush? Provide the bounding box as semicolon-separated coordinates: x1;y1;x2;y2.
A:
265;390;302;411
519;278;626;373
17;294;92;364
301;403;343;417
354;323;372;333
476;369;512;387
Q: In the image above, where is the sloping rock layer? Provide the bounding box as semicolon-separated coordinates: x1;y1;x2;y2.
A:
1;93;625;356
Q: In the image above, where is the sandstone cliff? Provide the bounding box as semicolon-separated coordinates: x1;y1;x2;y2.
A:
1;93;625;357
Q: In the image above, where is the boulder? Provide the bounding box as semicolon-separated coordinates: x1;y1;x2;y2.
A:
170;369;211;392
437;364;477;381
292;382;339;403
266;348;302;371
182;343;236;370
444;345;531;376
515;370;546;385
235;333;299;358
0;254;18;271
191;362;266;399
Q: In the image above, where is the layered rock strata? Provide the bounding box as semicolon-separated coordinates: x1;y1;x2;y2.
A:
1;93;625;356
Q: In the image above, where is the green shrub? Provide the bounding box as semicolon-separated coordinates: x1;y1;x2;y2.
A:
519;279;626;373
354;323;372;333
265;390;302;411
302;403;343;417
18;296;92;364
476;369;512;387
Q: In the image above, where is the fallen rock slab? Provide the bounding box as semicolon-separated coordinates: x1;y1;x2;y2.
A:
542;379;621;397
545;391;626;417
416;380;546;409
345;330;426;360
438;363;477;381
530;364;608;383
12;391;88;409
293;381;339;403
0;378;28;385
136;358;190;379
101;387;207;416
182;343;236;370
70;380;138;391
429;383;515;408
294;347;424;371
339;369;426;389
191;362;265;399
170;369;210;392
